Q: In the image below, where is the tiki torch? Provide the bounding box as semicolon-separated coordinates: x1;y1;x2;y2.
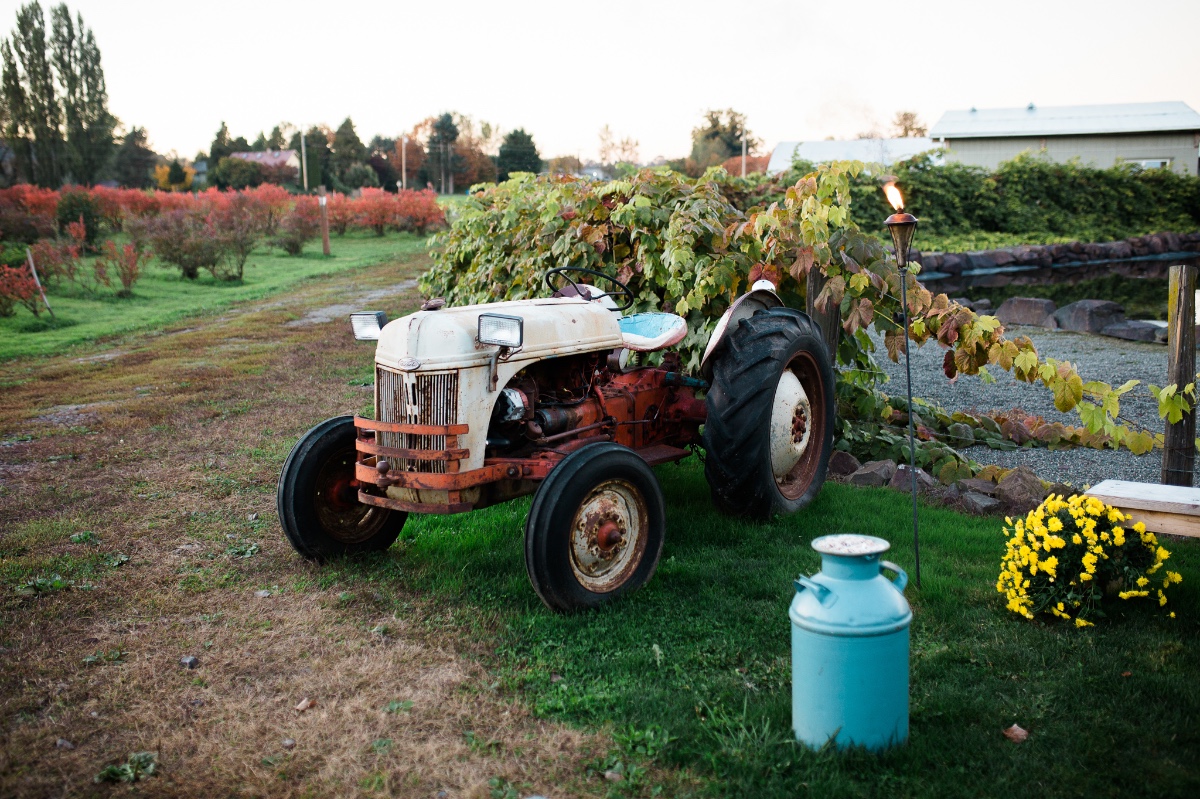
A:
884;182;921;589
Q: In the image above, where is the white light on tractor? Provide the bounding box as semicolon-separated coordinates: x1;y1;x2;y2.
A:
350;311;388;341
478;314;523;348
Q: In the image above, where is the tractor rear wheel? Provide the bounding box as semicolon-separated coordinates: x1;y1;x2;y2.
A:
702;307;834;519
525;442;665;612
277;415;406;560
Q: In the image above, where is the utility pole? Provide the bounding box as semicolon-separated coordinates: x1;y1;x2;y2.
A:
401;136;407;190
300;129;309;191
741;129;747;178
1163;264;1197;485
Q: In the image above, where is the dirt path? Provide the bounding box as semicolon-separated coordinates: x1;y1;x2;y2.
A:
0;257;608;798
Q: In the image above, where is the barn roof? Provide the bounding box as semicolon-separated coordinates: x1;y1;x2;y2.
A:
929;102;1200;139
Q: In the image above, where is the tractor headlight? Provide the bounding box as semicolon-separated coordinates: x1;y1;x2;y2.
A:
478;314;523;348
350;311;388;341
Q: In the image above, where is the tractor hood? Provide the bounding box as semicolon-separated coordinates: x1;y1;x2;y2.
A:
375;297;625;372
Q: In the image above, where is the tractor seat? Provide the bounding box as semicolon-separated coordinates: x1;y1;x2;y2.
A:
617;313;688;352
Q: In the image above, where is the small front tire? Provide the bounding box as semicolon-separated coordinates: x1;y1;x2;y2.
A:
277;415;406;560
525;442;666;612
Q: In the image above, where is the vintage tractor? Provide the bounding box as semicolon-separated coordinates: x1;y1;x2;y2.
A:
277;267;834;611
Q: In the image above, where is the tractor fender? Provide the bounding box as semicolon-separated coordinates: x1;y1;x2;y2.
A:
699;280;784;381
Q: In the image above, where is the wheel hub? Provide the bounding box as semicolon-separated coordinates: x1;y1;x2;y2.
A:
770;369;812;480
569;479;647;593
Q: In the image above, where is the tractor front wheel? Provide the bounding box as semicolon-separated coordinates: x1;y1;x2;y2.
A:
702;307;835;519
525;442;665;612
277;415;406;560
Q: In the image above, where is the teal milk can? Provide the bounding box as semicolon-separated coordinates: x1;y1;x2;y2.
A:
790;534;911;750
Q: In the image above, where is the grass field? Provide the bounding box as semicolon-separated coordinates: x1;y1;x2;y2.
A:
0;249;1197;798
0;232;428;362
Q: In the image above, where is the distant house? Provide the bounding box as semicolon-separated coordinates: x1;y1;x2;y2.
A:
192;159;207;187
766;138;939;175
929;102;1200;176
229;149;300;170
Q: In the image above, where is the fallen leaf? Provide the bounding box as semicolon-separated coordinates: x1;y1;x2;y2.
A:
295;697;314;713
550;673;563;683
1121;671;1132;677
603;770;623;782
1003;724;1029;743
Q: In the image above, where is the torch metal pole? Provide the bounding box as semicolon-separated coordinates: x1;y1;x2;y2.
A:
885;192;921;589
898;268;921;589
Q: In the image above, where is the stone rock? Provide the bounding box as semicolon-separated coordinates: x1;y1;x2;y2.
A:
955;477;999;497
995;466;1046;513
1046;482;1075;500
180;656;199;669
951;296;973;309
888;464;936;493
991;249;1016;267
940;484;963;502
282;738;296;750
962;491;1002;515
971;298;992;313
1109;240;1134;260
965;251;997;270
828;450;862;476
995;297;1057;326
849;460;896;488
924;253;944;270
1041;314;1059;330
1054;300;1125;334
56;738;74;750
940;253;965;274
255;589;271;598
1101;320;1160;342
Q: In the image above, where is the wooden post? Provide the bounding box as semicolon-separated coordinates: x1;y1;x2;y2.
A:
25;248;54;319
1162;264;1196;486
317;186;331;257
805;268;841;363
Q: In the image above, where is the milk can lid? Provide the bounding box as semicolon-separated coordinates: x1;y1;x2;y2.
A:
811;534;890;557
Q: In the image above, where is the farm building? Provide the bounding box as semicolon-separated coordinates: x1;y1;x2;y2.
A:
766;138;939;175
929;101;1200;176
229;149;301;170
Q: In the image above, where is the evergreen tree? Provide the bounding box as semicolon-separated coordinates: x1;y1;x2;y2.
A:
229;134;249;153
496;128;541;180
251;131;267;151
330;117;366;178
266;125;286;150
288;125;330;190
209;121;232;164
425;113;460;194
166;158;185;185
2;2;64;187
50;4;113;185
112;126;156;188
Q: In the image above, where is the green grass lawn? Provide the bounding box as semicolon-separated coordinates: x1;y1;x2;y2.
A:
322;465;1199;798
0;232;429;362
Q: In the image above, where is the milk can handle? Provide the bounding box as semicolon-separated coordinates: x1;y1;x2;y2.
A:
794;576;833;604
880;560;908;592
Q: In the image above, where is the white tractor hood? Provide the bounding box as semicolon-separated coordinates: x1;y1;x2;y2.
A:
375;297;625;372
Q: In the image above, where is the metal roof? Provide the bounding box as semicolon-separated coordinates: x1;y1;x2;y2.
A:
766;138;939;175
930;101;1200;139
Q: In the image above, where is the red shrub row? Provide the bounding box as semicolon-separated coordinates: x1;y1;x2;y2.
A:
0;185;443;238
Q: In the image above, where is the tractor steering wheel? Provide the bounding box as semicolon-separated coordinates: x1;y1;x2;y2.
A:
544;266;635;312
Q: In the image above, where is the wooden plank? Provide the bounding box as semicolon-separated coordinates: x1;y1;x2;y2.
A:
1086;479;1200;516
1093;506;1200;539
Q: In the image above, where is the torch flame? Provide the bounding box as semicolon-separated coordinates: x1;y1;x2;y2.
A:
883;182;904;211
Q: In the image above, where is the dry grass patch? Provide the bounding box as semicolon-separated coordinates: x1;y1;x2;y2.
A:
0;256;618;798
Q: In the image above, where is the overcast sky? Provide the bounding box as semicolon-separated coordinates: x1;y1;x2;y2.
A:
2;0;1198;162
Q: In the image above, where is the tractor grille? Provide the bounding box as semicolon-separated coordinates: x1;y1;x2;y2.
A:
375;366;459;473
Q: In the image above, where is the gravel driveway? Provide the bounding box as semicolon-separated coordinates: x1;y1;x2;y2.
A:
867;325;1188;488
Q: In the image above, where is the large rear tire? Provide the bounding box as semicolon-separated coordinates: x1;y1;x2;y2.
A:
277;415;406;560
525;442;665;612
702;307;834;519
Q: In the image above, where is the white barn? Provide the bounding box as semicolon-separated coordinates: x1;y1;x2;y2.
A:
929;102;1200;176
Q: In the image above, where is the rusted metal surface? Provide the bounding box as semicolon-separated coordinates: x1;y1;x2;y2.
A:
569;478;649;593
774;352;827;501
